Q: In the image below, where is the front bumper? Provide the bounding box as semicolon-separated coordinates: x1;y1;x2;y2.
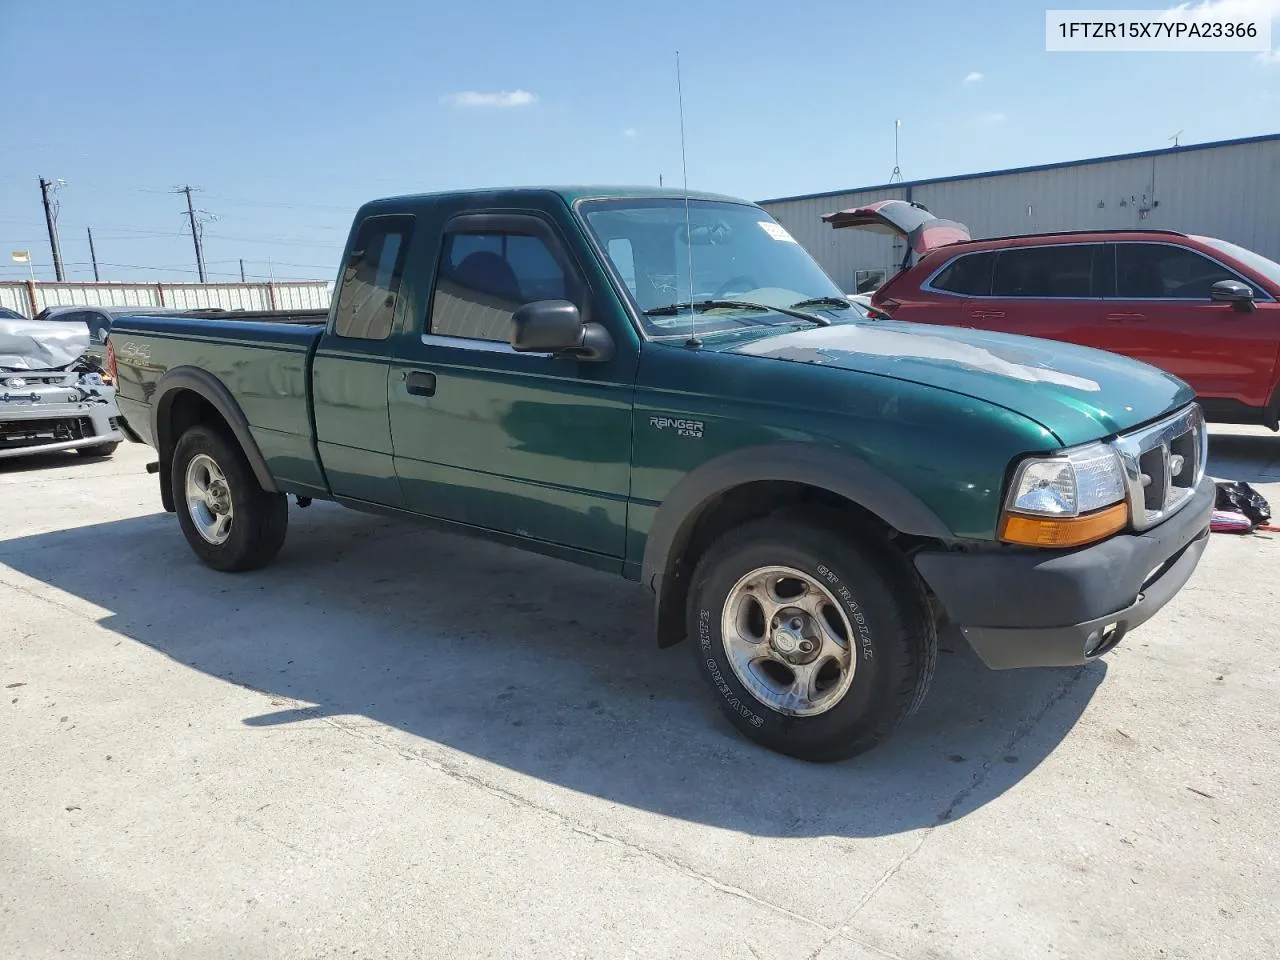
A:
914;477;1214;669
0;400;123;460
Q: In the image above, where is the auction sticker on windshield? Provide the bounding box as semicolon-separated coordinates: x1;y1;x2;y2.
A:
758;222;797;243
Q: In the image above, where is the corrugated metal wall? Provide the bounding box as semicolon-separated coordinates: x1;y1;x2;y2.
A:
0;280;332;317
760;138;1280;294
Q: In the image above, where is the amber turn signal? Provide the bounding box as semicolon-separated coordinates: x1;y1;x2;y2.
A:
999;501;1129;548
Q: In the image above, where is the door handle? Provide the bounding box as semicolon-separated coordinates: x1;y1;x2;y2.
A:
969;310;1006;320
405;371;437;397
1105;313;1146;322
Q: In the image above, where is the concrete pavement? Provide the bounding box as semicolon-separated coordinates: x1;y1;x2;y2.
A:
2;428;1278;959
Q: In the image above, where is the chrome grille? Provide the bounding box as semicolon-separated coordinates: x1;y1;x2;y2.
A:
1112;404;1206;531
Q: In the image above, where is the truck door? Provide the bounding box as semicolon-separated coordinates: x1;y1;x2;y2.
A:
312;213;414;507
388;211;635;563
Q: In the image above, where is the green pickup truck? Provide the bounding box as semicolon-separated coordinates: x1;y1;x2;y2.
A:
109;187;1213;760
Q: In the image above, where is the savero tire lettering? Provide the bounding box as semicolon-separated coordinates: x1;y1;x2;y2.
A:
649;415;704;438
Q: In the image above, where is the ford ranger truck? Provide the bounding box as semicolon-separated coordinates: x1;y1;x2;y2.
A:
107;188;1213;761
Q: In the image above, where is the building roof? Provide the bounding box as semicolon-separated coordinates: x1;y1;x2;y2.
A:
757;132;1280;206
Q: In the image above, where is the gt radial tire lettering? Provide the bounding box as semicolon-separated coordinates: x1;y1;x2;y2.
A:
819;563;875;659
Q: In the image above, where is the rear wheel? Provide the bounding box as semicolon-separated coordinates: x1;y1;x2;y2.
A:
687;515;936;761
171;425;288;571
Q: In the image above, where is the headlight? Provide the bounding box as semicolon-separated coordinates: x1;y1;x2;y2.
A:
1007;442;1126;516
1001;442;1129;547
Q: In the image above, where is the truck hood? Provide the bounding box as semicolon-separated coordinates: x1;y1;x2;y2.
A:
726;321;1194;447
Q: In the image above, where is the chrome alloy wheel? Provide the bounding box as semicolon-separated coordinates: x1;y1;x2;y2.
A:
185;453;234;545
721;565;857;717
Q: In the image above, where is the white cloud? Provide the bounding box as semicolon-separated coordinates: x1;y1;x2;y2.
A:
963;71;984;84
977;111;1007;126
442;89;538;108
623;127;639;138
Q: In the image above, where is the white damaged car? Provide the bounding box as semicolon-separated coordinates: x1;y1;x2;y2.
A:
1;318;123;460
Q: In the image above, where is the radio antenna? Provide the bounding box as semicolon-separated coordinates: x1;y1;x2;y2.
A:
888;119;903;183
676;50;700;348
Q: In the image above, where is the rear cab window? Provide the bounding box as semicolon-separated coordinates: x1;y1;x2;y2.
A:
333;215;415;340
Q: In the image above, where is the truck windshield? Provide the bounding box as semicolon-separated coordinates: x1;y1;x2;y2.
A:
579;198;847;337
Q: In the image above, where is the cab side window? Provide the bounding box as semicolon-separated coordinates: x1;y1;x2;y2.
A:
429;228;575;342
333;215;414;340
1116;243;1237;299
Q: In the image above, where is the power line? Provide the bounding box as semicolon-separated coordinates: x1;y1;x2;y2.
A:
201;231;339;248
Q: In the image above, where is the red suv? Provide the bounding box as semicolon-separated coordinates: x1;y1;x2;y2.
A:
827;201;1280;428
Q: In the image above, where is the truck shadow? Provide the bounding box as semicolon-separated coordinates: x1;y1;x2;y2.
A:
0;504;1104;838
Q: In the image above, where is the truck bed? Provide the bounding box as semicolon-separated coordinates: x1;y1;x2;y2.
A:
110;311;328;498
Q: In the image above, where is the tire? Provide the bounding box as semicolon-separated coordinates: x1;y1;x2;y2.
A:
687;514;937;762
171;424;288;572
76;441;119;458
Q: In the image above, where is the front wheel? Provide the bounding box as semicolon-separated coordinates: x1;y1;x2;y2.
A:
171;425;288;572
687;516;937;761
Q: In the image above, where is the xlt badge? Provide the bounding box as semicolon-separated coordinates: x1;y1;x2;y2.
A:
650;415;704;438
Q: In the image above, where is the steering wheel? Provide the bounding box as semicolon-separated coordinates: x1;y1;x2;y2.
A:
713;274;759;299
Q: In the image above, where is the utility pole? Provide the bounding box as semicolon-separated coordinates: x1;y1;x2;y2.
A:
174;184;209;282
38;177;66;281
87;227;101;282
239;258;246;282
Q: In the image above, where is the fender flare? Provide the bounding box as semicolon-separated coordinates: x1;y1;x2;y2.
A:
641;442;953;646
151;366;278;496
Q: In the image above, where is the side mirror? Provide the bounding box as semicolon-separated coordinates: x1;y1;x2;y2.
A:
1211;279;1256;312
510;299;614;362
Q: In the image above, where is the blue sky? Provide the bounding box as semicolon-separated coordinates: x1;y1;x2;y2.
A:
1;0;1277;283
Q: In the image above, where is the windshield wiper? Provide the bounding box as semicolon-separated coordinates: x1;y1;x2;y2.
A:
789;296;852;311
643;299;830;326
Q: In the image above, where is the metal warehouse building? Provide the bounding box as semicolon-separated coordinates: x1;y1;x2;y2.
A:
758;133;1280;295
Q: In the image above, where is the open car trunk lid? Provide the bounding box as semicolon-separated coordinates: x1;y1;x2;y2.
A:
822;200;970;265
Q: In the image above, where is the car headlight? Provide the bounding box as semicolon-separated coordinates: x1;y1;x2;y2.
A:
1001;442;1129;547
